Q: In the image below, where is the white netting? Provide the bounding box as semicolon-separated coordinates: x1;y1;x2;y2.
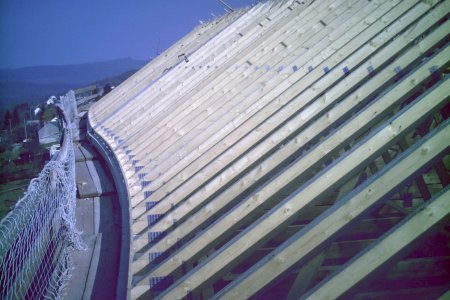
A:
0;106;84;299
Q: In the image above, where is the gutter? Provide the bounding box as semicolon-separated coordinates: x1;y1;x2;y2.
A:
86;117;132;300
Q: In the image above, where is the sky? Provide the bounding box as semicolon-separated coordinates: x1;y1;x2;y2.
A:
0;0;257;69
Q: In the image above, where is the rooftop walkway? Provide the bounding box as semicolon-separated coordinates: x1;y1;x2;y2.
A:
88;0;450;298
63;113;121;299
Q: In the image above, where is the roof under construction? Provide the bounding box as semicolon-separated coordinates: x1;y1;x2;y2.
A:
88;0;450;298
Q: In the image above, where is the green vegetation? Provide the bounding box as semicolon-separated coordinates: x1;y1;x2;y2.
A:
40;105;58;122
0;179;30;220
0;102;49;220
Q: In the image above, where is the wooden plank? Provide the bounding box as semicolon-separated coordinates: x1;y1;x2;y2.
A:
153;70;450;299
128;0;374;213
304;188;450;300
414;175;433;201
397;139;433;201
111;0;312;170
133;49;450;289
112;1;311;126
75;161;99;199
237;256;450;299
114;0;360;156
81;0;450;297
244;239;375;269
99;1;295;136
334;174;360;203
74;145;86;162
86;160;115;196
130;0;436;217
131;28;450;264
90;8;249;123
266;217;403;246
286;252;325;300
79;143;97;161
119;0;358;188
123;0;359;165
434;160;450;187
90;9;243;131
130;0;436;220
106;0;320;140
128;0;399;203
213;121;450;300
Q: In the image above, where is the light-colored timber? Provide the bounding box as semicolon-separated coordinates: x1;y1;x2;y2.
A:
303;187;450;300
88;0;450;298
133;7;450;278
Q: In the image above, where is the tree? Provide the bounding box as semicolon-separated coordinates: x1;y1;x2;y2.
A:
12;107;20;126
3;110;11;130
103;83;112;96
39;106;57;122
17;102;31;120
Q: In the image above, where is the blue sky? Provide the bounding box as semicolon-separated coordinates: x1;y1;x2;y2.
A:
0;0;257;69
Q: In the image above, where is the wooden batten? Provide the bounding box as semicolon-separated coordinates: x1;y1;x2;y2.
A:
303;187;450;300
87;0;450;298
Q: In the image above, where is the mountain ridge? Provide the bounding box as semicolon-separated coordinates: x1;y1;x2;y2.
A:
0;58;147;109
0;57;147;85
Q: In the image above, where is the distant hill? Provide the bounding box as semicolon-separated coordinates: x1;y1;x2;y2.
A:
0;58;147;109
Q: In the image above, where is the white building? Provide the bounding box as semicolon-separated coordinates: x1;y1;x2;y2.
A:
38;121;61;145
